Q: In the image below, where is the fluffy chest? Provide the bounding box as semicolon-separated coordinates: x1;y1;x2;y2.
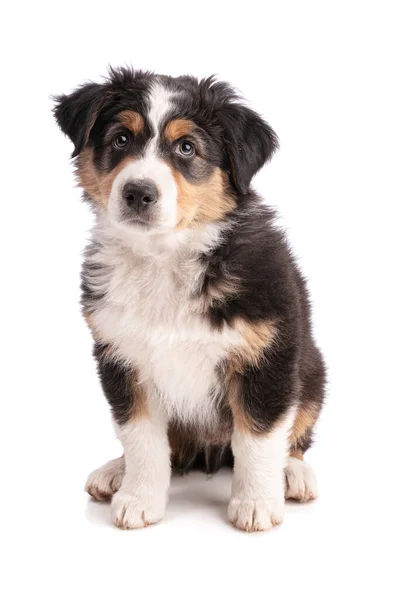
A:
88;246;242;423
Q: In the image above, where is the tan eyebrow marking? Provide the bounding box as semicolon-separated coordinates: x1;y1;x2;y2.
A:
164;119;195;142
117;110;144;135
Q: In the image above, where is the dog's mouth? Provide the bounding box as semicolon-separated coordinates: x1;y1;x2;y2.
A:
119;206;160;229
120;215;151;227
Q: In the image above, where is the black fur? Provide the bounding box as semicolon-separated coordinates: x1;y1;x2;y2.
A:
53;83;108;157
94;343;136;425
197;203;326;435
217;102;279;194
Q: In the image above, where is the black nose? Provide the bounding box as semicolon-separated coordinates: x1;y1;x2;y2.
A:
122;180;159;212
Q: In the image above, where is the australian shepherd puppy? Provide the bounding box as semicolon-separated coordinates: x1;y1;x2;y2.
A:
54;68;326;532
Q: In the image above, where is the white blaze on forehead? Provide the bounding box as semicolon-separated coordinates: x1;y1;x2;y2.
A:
108;81;179;229
147;80;175;140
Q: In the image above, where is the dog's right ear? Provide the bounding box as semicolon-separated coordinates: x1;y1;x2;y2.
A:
53;83;107;157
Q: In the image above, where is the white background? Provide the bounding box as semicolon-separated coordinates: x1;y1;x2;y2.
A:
1;1;410;598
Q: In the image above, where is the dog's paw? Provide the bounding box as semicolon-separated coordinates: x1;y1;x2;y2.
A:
85;457;125;501
228;497;285;532
285;457;318;502
111;491;166;529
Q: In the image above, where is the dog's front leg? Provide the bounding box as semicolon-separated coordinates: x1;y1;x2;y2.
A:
93;344;171;529
227;337;298;532
111;406;171;529
228;411;295;532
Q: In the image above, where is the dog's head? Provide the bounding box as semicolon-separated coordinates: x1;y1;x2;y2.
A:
54;68;278;232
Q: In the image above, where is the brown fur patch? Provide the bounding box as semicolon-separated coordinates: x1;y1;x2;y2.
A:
168;426;188;466
289;403;320;450
290;449;304;460
226;318;277;433
226;373;252;433
76;149;134;208
164;119;195;142
230;318;277;372
196;274;240;313
171;167;235;228
118;110;144;135
168;421;232;459
129;378;148;421
168;418;233;473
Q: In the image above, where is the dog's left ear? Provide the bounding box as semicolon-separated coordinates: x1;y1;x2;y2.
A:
53;82;108;157
219;103;279;195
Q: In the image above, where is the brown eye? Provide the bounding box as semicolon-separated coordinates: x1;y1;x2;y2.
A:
113;133;129;150
176;140;195;157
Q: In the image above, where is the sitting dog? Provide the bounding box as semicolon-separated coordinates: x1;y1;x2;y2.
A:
54;68;326;532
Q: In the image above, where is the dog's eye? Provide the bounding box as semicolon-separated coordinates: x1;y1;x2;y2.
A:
176;140;195;158
113;133;129;150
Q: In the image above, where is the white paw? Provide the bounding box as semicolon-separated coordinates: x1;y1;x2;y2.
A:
111;491;166;529
228;497;285;532
85;457;125;501
285;457;319;502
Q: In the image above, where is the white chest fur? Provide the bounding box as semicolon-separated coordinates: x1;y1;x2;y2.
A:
88;228;242;426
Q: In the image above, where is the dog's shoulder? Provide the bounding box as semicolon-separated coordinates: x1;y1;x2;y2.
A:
199;197;304;328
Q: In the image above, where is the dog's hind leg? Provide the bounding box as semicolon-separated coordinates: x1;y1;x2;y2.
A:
285;347;325;502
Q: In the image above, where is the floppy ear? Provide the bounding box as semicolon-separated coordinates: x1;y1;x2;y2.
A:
53;83;107;157
219;103;279;195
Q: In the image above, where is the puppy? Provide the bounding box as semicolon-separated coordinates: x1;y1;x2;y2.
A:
54;68;326;532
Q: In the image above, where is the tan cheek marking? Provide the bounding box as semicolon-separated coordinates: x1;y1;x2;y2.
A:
75;149;134;209
118;110;144;135
75;148;102;203
170;167;236;228
225;318;278;434
164;119;195;142
99;158;135;206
